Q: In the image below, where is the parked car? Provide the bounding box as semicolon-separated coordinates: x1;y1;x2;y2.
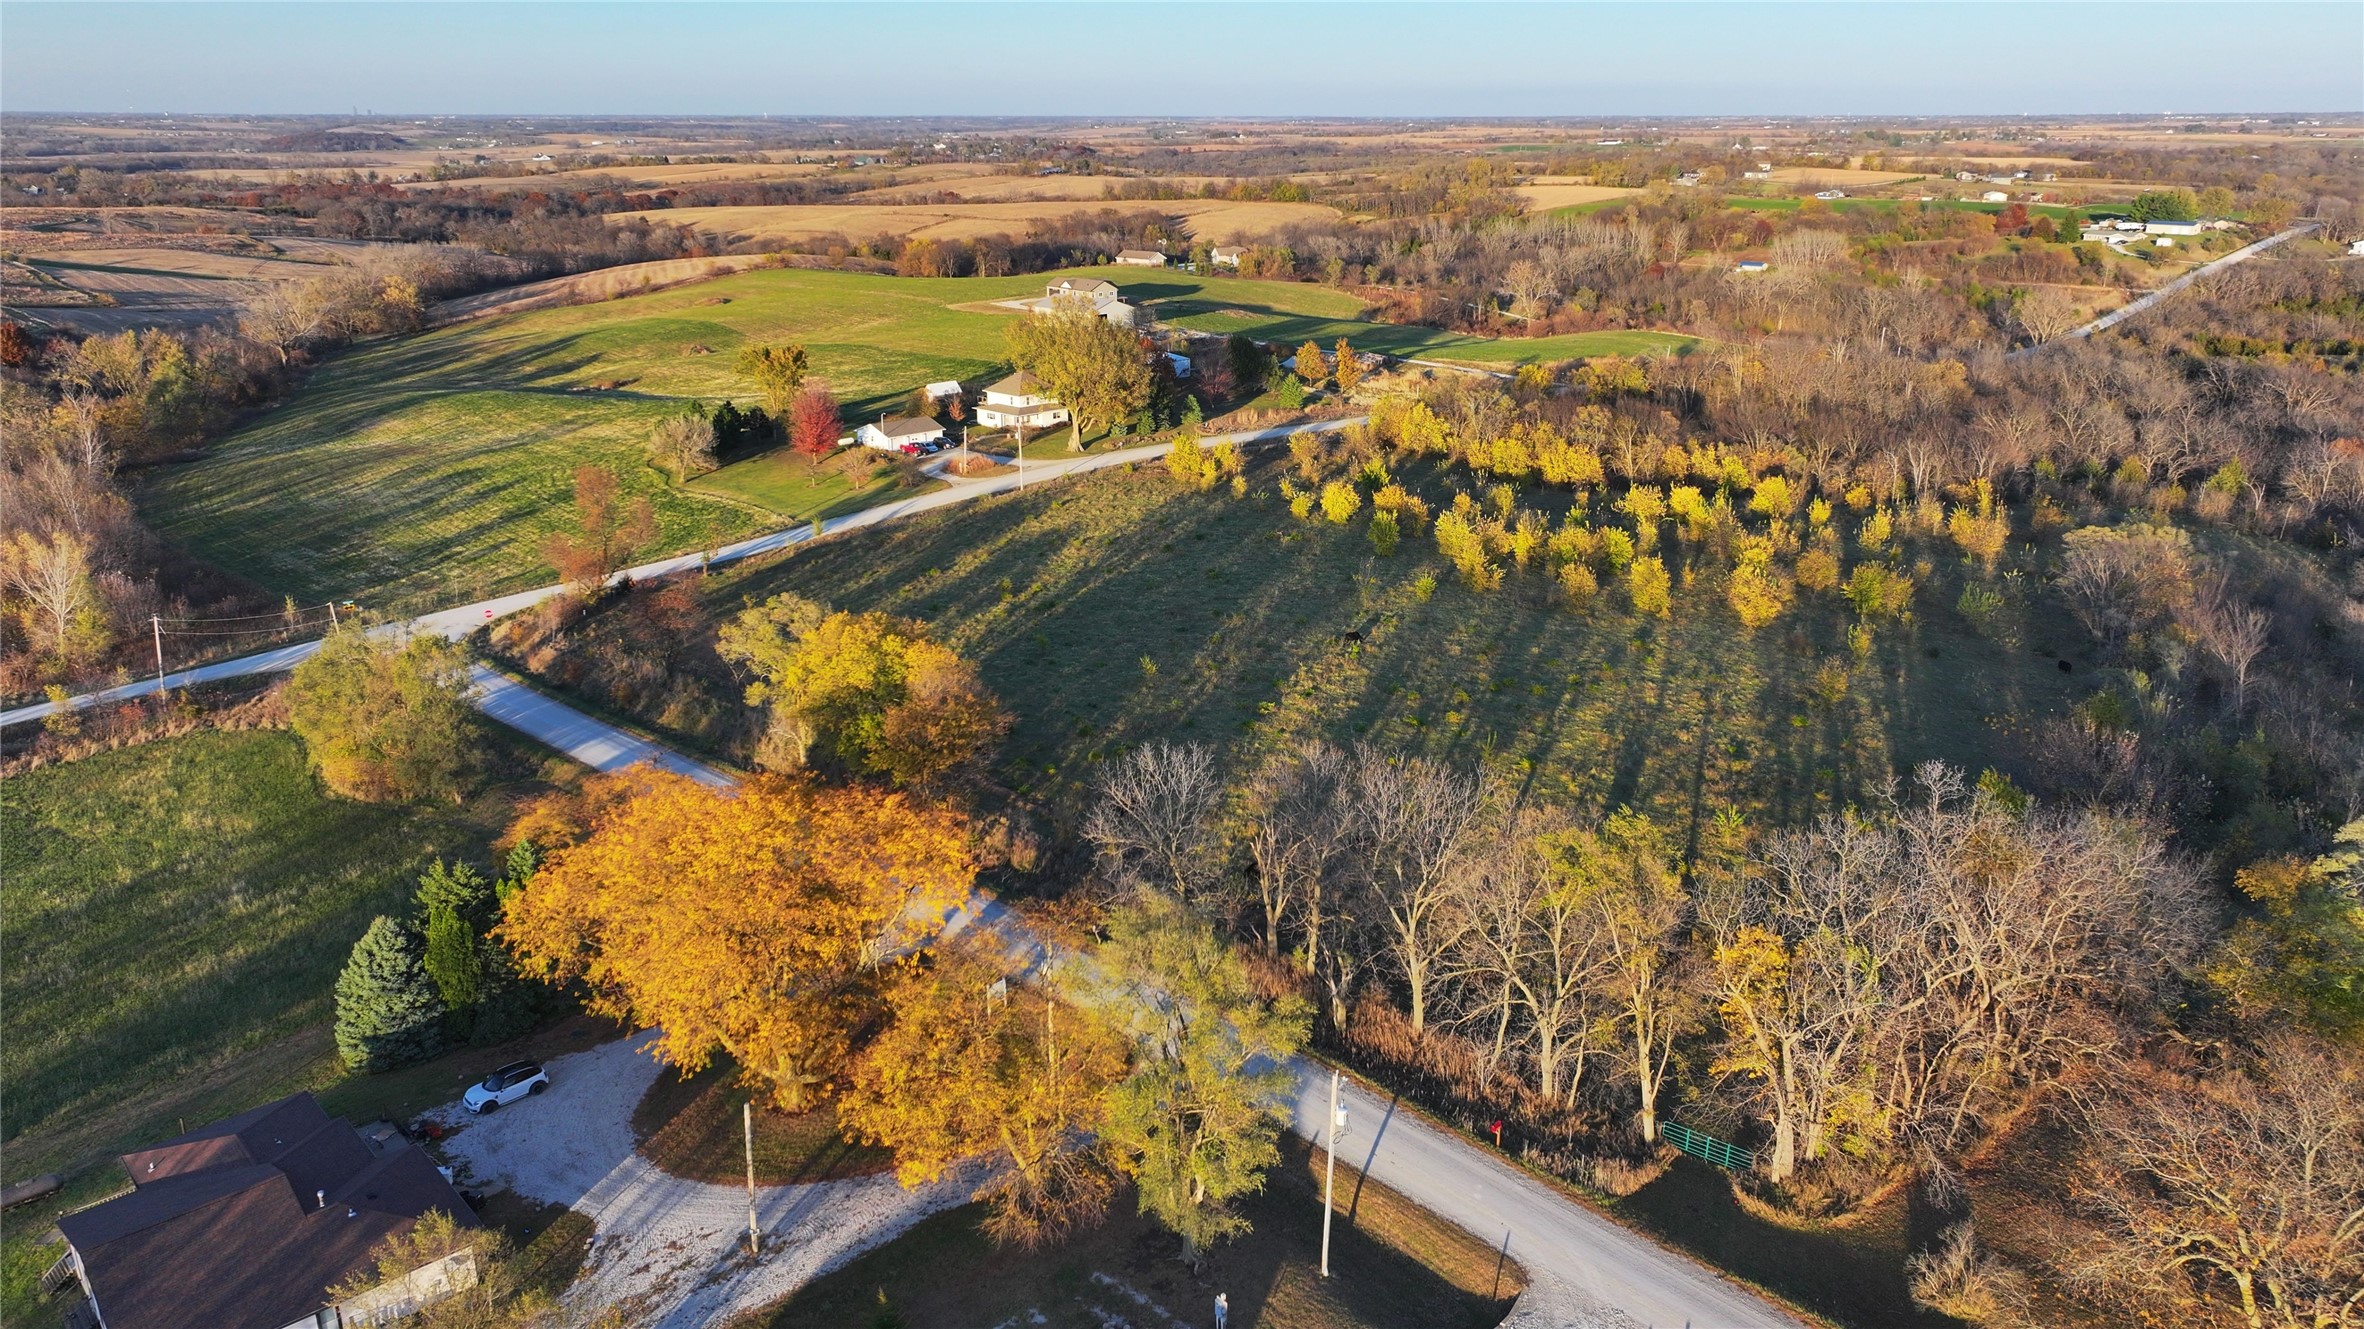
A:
462;1061;550;1113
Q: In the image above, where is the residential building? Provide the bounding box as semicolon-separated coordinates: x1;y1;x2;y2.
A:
975;371;1071;431
1209;246;1245;267
856;417;947;451
1113;249;1167;267
1012;277;1138;327
1046;277;1118;301
1735;259;1770;273
50;1094;478;1329
2143;219;2205;237
1981;191;2010;203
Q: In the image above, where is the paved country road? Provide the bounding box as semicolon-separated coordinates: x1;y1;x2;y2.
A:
446;676;1805;1328
0;416;1357;732
9;409;1805;1327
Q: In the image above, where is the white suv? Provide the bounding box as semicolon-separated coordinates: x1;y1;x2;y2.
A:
462;1060;550;1114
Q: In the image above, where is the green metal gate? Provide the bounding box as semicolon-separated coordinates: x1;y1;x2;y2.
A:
1662;1121;1755;1171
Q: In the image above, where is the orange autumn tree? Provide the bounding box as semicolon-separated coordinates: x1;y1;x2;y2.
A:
841;944;1129;1248
498;770;974;1111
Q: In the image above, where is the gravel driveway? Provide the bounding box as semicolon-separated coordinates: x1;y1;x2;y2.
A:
432;1030;972;1328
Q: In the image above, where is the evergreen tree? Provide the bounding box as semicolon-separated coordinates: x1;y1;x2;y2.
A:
334;916;447;1072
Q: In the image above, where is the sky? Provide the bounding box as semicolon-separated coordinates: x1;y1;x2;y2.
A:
3;2;2358;117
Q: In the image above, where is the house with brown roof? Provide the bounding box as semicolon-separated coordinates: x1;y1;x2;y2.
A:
47;1093;478;1329
1114;249;1167;267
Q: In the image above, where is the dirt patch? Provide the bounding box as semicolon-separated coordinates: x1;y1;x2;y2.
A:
631;1059;892;1186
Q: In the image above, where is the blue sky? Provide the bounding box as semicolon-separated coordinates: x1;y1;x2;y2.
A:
4;2;2357;116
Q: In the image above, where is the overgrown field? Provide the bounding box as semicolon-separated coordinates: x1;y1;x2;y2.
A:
754;1137;1522;1329
0;724;572;1173
138;265;1693;607
500;452;2087;841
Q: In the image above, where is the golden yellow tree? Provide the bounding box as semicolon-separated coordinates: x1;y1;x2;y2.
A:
842;946;1129;1248
498;771;975;1110
717;594;1010;784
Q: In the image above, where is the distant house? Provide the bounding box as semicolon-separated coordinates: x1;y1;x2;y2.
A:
1981;191;2011;203
1046;277;1118;301
857;417;947;451
1210;246;1246;267
1740;169;1773;181
1813;189;1846;201
1014;278;1138;327
921;380;964;402
2349;238;2364;256
2143;219;2205;237
1673;172;1704;188
1735;260;1770;273
1114;249;1167;267
50;1093;479;1329
975;371;1071;432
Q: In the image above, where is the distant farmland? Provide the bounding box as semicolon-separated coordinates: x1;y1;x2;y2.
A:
605;198;1342;245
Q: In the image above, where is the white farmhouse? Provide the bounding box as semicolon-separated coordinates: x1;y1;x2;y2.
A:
974;371;1071;432
1210;245;1246;268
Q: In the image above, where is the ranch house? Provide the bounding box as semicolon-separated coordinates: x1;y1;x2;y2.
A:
49;1094;479;1329
1114;249;1167;267
857;417;947;451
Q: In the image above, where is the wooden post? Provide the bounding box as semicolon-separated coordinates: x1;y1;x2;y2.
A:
151;615;165;688
1321;1069;1339;1278
326;600;338;628
744;1100;759;1255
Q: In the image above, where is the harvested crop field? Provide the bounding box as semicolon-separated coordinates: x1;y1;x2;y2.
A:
610;198;1340;244
1763;166;1927;186
434;255;772;321
406;159;834;192
5;243;350;334
1515;183;1643;210
846;173;1231;202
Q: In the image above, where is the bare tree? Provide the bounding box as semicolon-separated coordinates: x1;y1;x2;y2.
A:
1448;813;1613;1098
2014;286;2084;345
2069;1038;2364;1329
2191;580;2273;713
1083;740;1228;903
1241;741;1353;965
1345;747;1496;1035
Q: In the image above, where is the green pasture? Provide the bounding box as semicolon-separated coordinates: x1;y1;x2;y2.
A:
139;266;1694;606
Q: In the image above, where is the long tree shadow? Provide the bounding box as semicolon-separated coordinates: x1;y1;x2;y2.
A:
1614;1158;1962;1329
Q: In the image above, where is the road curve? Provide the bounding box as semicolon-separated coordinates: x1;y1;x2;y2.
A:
0;417;1359;731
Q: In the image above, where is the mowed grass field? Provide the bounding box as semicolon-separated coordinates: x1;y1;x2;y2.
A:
140;266;1693;605
541;453;2083;839
0;724;576;1173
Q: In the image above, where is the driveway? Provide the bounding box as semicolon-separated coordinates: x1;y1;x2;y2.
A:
432;1030;973;1329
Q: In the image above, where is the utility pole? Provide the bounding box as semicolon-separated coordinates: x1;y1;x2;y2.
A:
743;1100;759;1256
326;600;338;628
1321;1069;1341;1278
151;615;165;688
